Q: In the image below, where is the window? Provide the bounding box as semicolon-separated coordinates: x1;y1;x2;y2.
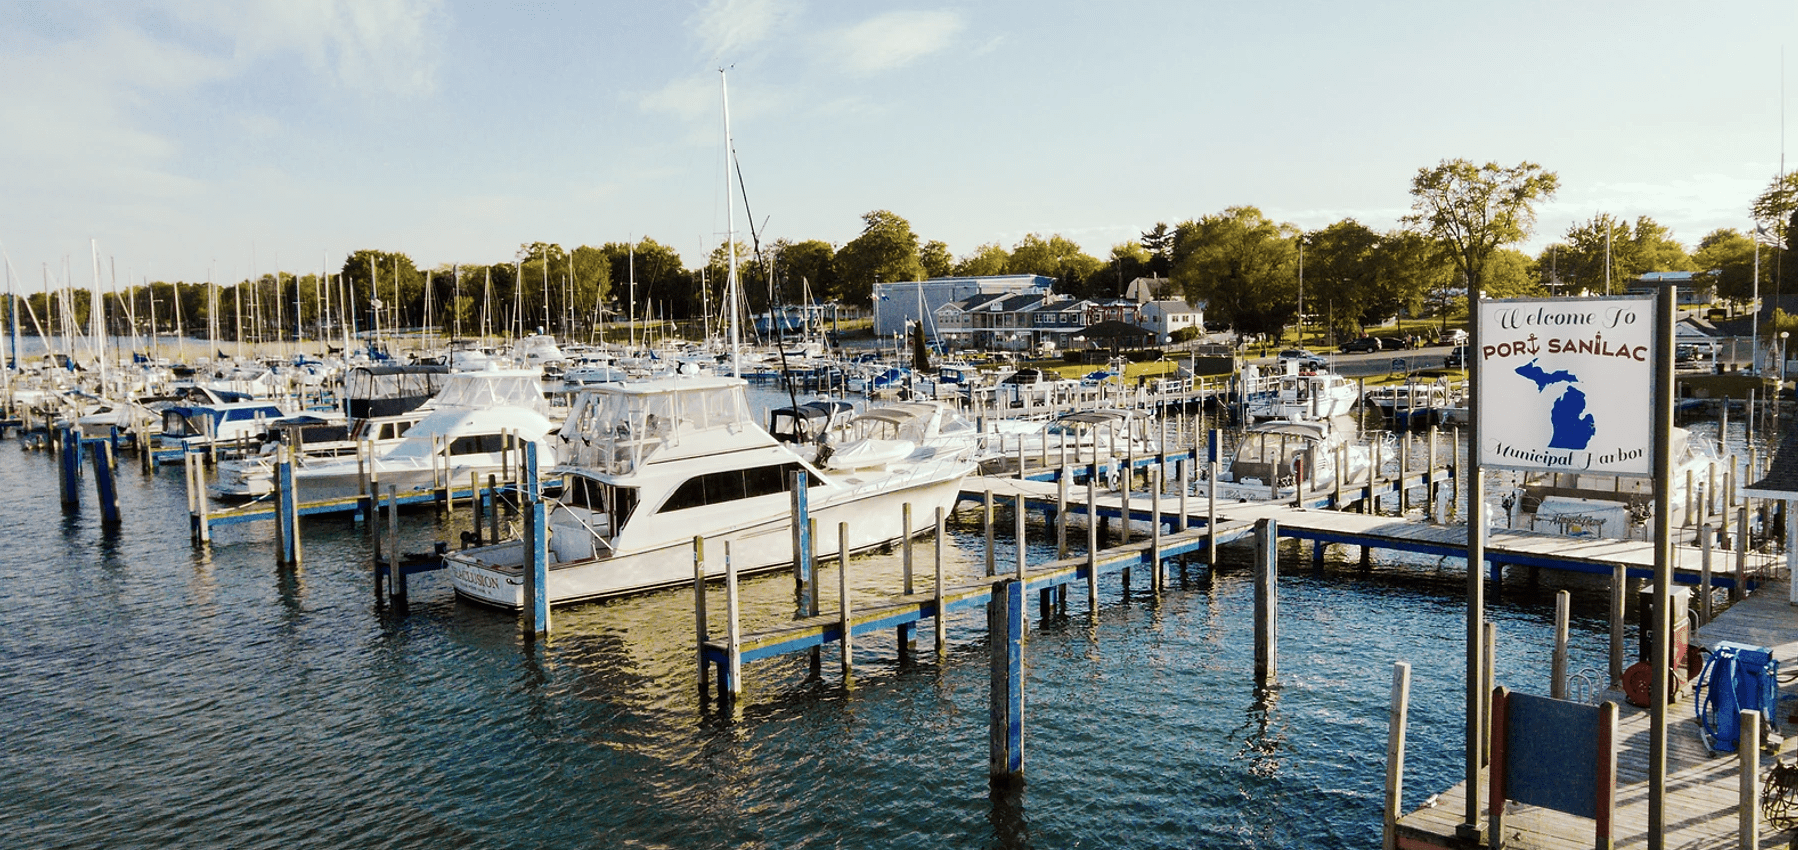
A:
660;463;814;513
448;433;508;456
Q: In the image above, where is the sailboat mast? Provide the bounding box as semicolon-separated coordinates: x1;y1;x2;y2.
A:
90;239;106;390
721;69;740;378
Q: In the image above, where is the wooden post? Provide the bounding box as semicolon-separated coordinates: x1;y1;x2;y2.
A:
1685;468;1695;527
386;484;403;600
1254;517;1278;685
194;452;211;544
184;450;199;540
58;427;78;507
1384;661;1412;850
91;440;121;526
1370;437;1383;514
1733;503;1747;603
935;506;947;658
838;521;852;681
984;488;996;577
1087;463;1099;613
356;439;372;525
902;501;914;594
1734;505;1749;602
1700;524;1714;625
522;442;549;636
1119;456;1131;545
1551;590;1569;700
1428;427;1439;522
724;540;741;699
1014;493;1026;580
1399;434;1410;514
989;576;1025;782
1482;621;1496;768
900;502;916;655
1178;453;1190;533
1150;466;1163;594
276;445;300;565
470;471;482;544
1741;710;1762;849
693;535;709;699
487;473;500;543
1056;467;1069;559
1610;563;1626;687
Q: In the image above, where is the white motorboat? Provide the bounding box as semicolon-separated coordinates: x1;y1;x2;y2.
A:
1196;418;1373;502
1363;378;1458;429
210;411;426;499
1240;362;1359;421
282;369;558;502
445;374;977;608
979;408;1160;469
1509;426;1723;539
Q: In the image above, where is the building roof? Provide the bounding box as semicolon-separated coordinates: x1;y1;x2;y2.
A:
1147;299;1202;314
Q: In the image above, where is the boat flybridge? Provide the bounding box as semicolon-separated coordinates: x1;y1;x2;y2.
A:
280;369;558;503
445;375;978;609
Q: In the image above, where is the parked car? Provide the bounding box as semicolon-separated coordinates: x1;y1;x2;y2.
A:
1377;335;1414;351
1340;337;1381;353
1445;346;1468;368
1276;348;1327;371
1445;328;1469;345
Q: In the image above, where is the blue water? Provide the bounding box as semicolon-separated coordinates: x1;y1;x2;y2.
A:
0;422;1626;849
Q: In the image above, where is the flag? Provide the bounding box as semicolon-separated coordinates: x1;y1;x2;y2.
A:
1754;223;1783;247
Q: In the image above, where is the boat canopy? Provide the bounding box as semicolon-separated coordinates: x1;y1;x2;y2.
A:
560;376;758;475
425;370;549;416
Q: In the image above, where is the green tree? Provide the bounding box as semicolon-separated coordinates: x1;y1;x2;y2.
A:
1694;228;1757;304
952;243;1010;277
920;240;953;278
1140;222;1174;277
1480;248;1540;298
340;249;423;336
1170;206;1298;340
1006;233;1104;292
1751;171;1798;246
836;210;924;304
1405;159;1559;293
775;239;838;303
1301;219;1380;342
599;238;689;326
1369;229;1455;330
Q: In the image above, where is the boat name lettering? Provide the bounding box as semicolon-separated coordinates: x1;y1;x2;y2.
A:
450;565;499;590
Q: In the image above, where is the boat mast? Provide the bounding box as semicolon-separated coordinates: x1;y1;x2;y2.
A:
90;239;106;392
721;69;740;378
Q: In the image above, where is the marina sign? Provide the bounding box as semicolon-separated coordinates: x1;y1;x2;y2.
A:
1477;295;1655;476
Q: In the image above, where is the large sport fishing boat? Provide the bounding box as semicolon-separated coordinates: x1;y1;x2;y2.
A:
445;375;977;608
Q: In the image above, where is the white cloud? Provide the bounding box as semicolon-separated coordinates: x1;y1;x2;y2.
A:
828;10;963;74
691;0;799;61
170;0;445;96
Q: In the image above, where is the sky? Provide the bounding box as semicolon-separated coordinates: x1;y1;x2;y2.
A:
1;0;1795;290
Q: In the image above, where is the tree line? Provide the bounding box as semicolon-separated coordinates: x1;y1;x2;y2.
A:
10;161;1798;347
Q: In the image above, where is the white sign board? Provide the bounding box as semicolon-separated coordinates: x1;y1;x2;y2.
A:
1477;296;1655;476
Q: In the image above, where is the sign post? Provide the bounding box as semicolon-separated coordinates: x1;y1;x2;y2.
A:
1470;292;1662;841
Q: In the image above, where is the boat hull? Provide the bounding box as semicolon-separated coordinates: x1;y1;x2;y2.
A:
447;470;969;609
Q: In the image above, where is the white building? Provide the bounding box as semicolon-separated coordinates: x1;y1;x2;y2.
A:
1139;300;1206;344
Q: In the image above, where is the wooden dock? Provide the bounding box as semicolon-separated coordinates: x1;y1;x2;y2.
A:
1395;579;1798;849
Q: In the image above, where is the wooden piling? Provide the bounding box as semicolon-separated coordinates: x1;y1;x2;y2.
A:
838;521;852;680
1700;524;1714;624
1734;506;1749;602
1254;517;1278;685
1013;493;1026;580
1610;563;1625;687
470;471;482;544
1056;467;1069;559
1551;590;1569;699
791;473;812;615
276;445;300;565
1178;453;1190;533
1384;661;1412;850
58;427;78;507
1150;466;1163;594
487;474;500;542
724;540;741;698
1086;464;1099;613
194;453;211;544
984;488;996;576
934;506;947;657
989;576;1025;781
386;484;403;600
694;536;710;698
1740;710;1761;848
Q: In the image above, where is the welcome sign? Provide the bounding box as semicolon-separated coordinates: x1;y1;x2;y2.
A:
1477;296;1655;476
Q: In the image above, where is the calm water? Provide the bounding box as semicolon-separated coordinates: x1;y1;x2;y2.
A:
2;409;1645;849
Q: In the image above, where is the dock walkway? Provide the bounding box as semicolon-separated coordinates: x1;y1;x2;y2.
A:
1395;580;1798;849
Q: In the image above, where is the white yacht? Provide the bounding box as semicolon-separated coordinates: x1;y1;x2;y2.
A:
1241;362;1359;421
1509;426;1723;539
979;408;1160;469
445;375;977;608
1196;419;1373;502
282;369;558;502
